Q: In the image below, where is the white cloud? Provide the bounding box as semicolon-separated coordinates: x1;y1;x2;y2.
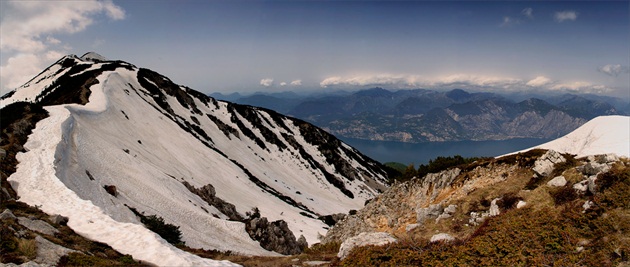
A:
555;10;578;22
526;76;552;87
290;79;302;86
0;0;125;93
522;8;533;19
598;64;630;77
260;78;274;87
500;16;514;27
280;82;287;86
319;73;611;94
46;36;61;45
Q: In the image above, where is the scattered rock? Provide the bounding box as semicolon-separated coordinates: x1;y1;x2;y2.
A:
303;261;330;266
34;235;77;266
516;200;527;209
469;198;501;225
582;201;593;212
573;180;588;193
582;162;610;176
488;198;501;217
416;204;443;225
0;148;6;160
547;176;567;187
17;217;59;236
430;233;455;243
532;150;566;177
49;214;69;226
587;175;598;195
1;209;17;220
338;232;397;260
436;205;457;222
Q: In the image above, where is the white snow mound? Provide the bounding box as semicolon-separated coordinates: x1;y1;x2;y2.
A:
513;115;629;158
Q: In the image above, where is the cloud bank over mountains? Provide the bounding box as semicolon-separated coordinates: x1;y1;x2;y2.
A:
318;74;614;95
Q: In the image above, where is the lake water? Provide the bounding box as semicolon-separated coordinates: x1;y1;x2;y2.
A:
340;137;551;165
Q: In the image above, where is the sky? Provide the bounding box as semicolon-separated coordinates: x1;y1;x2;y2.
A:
1;0;629;99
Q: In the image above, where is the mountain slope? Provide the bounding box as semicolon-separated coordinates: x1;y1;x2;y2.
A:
1;53;389;265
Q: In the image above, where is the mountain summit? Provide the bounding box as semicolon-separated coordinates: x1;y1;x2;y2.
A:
1;53;390;265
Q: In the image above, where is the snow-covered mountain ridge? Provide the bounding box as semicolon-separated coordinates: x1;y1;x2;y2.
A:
1;53;390;265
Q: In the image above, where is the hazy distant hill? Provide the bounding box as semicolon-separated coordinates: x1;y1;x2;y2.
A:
220;88;628;143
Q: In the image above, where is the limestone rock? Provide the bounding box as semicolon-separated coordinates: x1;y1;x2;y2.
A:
573;180;588;193
17;217;59;236
436;204;457;222
516;200;527;209
532;150;566;177
430;233;454;243
338;232;397;260
582;162;610;176
1;209;17;220
469;198;501;225
34;235;77;266
488;198;501;217
416;204;443;225
547;176;567;187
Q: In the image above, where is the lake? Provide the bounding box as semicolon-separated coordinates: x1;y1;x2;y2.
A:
340;137;551;165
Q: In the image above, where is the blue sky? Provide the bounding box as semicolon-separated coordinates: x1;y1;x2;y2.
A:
1;1;629;99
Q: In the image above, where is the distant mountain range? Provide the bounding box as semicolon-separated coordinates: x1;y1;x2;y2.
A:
213;88;629;143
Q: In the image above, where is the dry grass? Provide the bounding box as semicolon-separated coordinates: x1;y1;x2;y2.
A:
16;239;37;260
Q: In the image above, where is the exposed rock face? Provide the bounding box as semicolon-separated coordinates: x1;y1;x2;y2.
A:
323;164;517;244
17;217;59;236
337;232;397;260
244;214;305;255
532;150;566;177
416;204;443;225
1;209;17;220
35;235;77;266
181;181;243;221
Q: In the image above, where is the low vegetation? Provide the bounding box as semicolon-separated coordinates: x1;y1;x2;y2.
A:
339;159;630;266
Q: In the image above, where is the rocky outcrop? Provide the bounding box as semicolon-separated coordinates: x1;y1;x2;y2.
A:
323;164;517;244
181;181;243;221
532;150;566;177
244;210;306;255
337;232;397;260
